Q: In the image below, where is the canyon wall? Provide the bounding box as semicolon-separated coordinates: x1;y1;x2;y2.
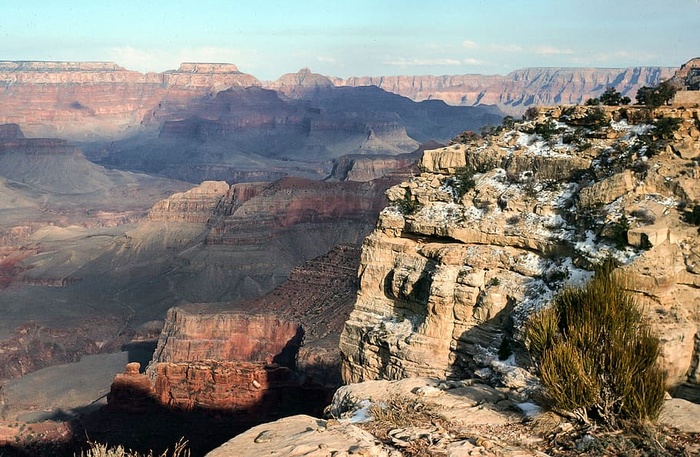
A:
0;61;260;139
340;66;676;115
340;105;700;389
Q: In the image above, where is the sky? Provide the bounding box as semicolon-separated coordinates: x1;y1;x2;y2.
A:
1;0;699;80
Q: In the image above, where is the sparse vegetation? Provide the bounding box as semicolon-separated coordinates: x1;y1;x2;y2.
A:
580;107;609;130
525;260;665;428
76;439;189;457
651;116;682;140
444;160;497;201
635;81;678;107
450;130;480;144
534;118;559;140
597;87;631;106
395;191;422;215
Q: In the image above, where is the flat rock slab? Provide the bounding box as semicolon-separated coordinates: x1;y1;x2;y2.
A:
659;398;700;433
206;414;398;457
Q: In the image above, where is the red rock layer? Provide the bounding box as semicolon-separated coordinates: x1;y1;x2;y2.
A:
153;361;296;413
107;362;157;412
148;309;303;367
0;61;261;139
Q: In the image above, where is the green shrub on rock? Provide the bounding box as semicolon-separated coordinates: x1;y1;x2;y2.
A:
525;260;665;427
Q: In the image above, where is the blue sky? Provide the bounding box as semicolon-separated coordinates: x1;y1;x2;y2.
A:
1;0;698;80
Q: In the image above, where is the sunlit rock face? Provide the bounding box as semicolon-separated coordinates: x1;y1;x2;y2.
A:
340;105;700;389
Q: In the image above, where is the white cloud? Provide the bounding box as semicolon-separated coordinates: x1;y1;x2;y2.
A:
487;43;524;53
463;40;478;49
107;46;247;73
382;58;485;67
533;46;574;56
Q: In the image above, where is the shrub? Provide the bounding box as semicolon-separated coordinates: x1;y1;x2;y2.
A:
445;159;497;201
581;107;609;130
525;260;665;427
395;191;422;215
652;117;682;140
450;130;480;144
635;81;678;107
599;87;631;106
534;119;559;140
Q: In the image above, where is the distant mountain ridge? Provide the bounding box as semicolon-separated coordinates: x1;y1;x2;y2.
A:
336;66;676;115
0;61;676;139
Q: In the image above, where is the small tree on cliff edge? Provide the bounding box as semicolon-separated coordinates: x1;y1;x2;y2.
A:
525;259;665;427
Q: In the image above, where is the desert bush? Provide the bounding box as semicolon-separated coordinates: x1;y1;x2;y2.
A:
636;81;678;107
581;107;609;130
534;118;559;140
395;191;422;215
450;130;480;144
651;117;682;140
599;87;631;106
445;159;497;201
525;260;665;427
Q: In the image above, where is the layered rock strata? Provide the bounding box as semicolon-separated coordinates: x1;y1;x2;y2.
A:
110;311;306;417
340;66;676;116
0;61;260;139
340;105;700;388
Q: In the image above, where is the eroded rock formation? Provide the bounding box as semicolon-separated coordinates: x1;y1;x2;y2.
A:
0;61;260;139
340;105;700;389
340;66;676;116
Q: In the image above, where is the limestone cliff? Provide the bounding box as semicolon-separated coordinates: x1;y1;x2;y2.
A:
340;104;700;389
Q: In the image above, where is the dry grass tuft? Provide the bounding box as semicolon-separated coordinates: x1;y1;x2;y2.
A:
75;438;189;457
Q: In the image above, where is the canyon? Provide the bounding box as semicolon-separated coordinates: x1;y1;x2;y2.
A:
206;104;700;456
0;59;696;455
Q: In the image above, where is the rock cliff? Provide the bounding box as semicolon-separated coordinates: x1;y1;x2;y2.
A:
340;66;676;116
340;104;700;390
0;61;260;139
110;246;364;418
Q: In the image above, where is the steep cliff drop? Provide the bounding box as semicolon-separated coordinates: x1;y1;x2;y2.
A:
340;105;700;389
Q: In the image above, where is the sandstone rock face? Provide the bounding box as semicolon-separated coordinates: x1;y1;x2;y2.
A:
340;67;675;116
328;152;421;182
148;180;230;223
340;105;700;388
148;308;303;373
154;361;297;414
108;309;318;418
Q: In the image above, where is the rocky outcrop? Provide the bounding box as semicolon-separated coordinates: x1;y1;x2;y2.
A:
107;242;362;421
148;180;230;223
267;67;335;98
328;151;421;182
147;308;303;372
107;309;313;417
340;105;700;388
206;177;388;247
107;362;157;412
340;66;676;116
